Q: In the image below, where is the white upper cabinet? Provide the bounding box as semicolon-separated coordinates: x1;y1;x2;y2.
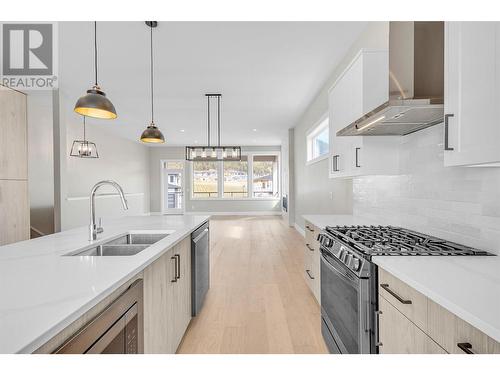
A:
329;49;399;178
444;22;500;167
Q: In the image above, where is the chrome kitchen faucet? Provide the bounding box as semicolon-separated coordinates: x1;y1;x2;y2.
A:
89;180;129;241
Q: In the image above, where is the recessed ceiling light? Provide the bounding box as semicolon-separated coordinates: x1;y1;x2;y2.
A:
252;128;257;132
180;129;185;132
194;140;198;144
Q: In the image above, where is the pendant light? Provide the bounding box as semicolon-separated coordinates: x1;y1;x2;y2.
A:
185;94;241;161
70;116;99;158
74;22;117;119
140;21;165;144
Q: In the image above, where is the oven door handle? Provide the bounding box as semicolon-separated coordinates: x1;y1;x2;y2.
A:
320;252;359;287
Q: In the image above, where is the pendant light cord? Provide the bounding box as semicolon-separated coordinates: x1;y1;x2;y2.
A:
83;116;86;142
207;95;211;147
150;24;154;124
217;95;221;147
94;21;98;86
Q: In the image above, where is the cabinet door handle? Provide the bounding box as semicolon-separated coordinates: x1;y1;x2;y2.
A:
306;270;315;280
457;342;474;354
380;283;412;304
444;113;454;151
170;256;177;283
333;155;340;172
175;254;181;280
306;225;314;232
375;310;383;348
355;147;361;168
306;243;314;252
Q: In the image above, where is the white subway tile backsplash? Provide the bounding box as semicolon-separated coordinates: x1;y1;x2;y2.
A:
353;125;500;255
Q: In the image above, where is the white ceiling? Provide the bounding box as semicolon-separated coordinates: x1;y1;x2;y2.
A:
59;21;367;146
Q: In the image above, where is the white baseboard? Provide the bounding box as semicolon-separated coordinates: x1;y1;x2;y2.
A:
294;223;305;237
186;211;281;216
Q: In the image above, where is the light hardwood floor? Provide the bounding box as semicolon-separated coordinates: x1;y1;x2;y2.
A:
177;216;328;354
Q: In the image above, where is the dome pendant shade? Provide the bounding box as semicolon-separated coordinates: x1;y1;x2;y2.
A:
74;85;117;119
140;122;165;143
140;21;164;144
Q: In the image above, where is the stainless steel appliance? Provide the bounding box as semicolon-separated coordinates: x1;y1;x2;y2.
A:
337;22;445;137
317;226;492;354
191;221;210;316
54;279;143;354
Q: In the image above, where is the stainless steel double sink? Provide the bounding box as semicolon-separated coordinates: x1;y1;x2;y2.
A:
65;232;172;257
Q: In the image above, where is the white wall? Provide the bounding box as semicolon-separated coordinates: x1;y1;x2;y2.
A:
353;125;500;255
292;22;390;230
60;111;151;230
27;92;55;235
149;146;282;214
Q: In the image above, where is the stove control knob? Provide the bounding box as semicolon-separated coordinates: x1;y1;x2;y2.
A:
351;257;361;271
338;249;345;260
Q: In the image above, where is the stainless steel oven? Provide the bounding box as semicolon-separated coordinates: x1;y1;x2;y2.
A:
54;279;143;354
320;249;376;354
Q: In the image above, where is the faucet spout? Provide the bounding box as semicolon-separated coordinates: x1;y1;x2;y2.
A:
89;180;129;241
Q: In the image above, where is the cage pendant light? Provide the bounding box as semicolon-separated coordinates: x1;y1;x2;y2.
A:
140;21;165;144
74;22;117;119
185;94;241;161
70;116;99;158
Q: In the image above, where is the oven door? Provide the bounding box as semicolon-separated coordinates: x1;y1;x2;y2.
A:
320;250;371;354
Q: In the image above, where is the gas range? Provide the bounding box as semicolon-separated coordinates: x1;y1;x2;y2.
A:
317;225;491;278
318;225;493;354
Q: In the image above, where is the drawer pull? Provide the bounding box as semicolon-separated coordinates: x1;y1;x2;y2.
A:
306;225;314;232
380;283;412;305
306;270;315;280
306;243;314;252
457;342;474;354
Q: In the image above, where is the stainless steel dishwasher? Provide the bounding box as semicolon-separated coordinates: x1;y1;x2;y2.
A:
191;221;209;316
54;279;143;354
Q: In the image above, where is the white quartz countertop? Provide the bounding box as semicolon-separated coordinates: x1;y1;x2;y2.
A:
302;214;500;343
0;214;209;354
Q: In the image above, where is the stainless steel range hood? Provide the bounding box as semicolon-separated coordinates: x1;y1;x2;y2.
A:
337;22;444;137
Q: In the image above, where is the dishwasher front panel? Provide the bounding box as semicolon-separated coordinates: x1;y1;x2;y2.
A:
191;221;209;316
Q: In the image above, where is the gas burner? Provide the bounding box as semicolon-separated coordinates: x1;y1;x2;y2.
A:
324;225;490;257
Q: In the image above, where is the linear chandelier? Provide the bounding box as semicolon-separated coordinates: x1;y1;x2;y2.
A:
185;94;241;161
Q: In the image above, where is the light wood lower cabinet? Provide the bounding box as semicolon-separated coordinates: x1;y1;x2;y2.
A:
378;267;500;354
379;295;446;354
304;220;320;304
143;236;192;353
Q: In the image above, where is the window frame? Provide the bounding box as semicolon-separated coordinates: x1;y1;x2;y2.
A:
306;114;330;165
190;151;280;201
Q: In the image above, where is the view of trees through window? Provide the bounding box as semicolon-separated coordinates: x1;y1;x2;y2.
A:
223;156;248;197
253;155;278;198
192;161;218;198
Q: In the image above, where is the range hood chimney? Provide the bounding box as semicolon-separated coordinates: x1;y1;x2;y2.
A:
337;21;444;137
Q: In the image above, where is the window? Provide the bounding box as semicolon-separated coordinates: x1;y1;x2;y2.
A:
307;117;329;163
191;152;280;200
252;155;278;198
192;161;218;198
223;156;248;198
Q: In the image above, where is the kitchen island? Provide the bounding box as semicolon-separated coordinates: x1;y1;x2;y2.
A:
0;215;209;354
